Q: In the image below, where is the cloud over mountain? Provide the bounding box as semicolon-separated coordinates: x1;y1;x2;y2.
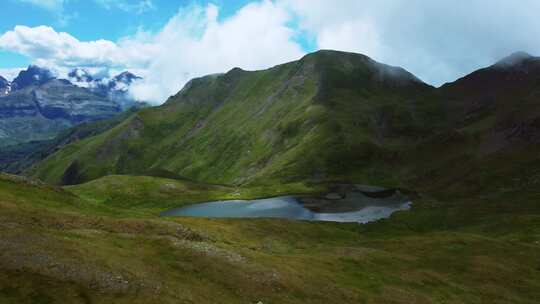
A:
284;0;540;86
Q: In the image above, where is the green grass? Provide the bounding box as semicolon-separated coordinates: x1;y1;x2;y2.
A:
2;173;540;303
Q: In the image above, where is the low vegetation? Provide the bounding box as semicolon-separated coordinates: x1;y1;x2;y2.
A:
1;172;540;303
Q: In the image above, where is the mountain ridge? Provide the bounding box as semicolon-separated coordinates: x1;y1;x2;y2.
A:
29;50;441;185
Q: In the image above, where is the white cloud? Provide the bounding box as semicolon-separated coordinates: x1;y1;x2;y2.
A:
94;0;154;14
0;68;25;81
129;1;304;103
283;0;540;86
0;25;153;69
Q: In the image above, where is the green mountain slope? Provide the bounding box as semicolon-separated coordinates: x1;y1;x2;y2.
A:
28;50;540;202
31;50;442;186
407;52;540;198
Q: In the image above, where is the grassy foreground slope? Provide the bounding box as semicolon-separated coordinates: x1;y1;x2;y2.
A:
31;50;441;186
2;173;540;303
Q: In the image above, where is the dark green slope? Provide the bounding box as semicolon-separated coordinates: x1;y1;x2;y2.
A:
31;50;441;185
408;52;540;198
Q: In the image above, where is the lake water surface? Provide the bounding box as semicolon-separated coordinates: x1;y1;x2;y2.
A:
161;194;411;224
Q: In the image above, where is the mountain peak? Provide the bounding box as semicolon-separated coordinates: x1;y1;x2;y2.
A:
112;71;140;83
495;51;534;67
68;68;94;82
11;65;54;90
301;49;426;87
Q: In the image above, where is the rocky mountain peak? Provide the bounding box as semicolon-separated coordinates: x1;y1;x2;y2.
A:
11;65;54;91
68;68;94;83
109;71;141;92
113;71;139;82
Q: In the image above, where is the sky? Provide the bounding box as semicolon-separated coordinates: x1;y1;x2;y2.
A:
1;0;540;104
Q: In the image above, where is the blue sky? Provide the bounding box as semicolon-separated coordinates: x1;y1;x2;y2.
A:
1;0;540;104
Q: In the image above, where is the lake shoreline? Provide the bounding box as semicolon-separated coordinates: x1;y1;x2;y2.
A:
160;185;412;224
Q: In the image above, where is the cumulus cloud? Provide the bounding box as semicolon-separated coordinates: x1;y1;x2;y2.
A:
284;0;540;85
0;25;153;69
129;1;304;103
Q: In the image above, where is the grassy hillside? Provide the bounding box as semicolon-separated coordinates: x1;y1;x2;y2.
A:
30;50;441;186
2;172;540;303
403;52;540;198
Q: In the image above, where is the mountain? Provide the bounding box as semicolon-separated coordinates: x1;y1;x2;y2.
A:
28;50;540;193
68;69;142;110
0;66;146;147
401;51;540;197
67;68;95;83
440;51;540;124
110;71;140;88
10;65;55;90
0;67;121;146
30;50;442;185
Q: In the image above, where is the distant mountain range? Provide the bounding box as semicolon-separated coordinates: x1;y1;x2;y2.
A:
0;66;146;146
